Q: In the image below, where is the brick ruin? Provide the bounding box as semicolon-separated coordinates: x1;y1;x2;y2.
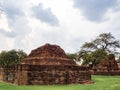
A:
93;54;118;71
107;54;118;71
92;54;120;75
0;44;92;85
22;43;76;66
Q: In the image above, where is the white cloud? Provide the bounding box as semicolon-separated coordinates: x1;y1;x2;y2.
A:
0;33;14;51
0;0;120;54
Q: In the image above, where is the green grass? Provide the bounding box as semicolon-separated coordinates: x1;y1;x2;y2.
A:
0;75;120;90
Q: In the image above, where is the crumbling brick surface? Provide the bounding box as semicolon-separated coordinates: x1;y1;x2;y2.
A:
27;43;69;58
23;65;91;85
97;54;118;72
91;54;120;75
22;44;76;65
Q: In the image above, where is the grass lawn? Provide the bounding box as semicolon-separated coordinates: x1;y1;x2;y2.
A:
0;75;120;90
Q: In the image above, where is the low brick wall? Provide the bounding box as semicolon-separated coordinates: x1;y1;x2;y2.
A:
0;66;18;83
92;71;120;76
27;65;91;85
0;64;92;85
0;68;4;81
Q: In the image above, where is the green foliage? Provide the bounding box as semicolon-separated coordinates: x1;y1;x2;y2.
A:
0;76;120;90
78;49;108;65
67;53;76;60
0;49;27;66
91;49;108;64
0;51;7;66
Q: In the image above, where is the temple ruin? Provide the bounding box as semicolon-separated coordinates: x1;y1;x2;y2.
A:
0;44;92;85
92;54;120;75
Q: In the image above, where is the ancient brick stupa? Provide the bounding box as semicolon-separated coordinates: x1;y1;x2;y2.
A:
0;43;92;85
22;43;76;66
19;43;92;85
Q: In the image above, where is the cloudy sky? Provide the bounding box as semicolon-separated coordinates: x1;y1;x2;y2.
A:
0;0;120;54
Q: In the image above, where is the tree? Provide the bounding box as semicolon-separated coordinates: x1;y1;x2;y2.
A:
81;33;120;53
117;56;120;63
0;51;7;66
0;49;27;66
16;50;27;63
77;32;120;66
67;53;76;60
90;49;108;64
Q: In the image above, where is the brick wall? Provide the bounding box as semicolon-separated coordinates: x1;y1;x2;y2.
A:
0;65;92;85
26;65;91;85
92;71;120;75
